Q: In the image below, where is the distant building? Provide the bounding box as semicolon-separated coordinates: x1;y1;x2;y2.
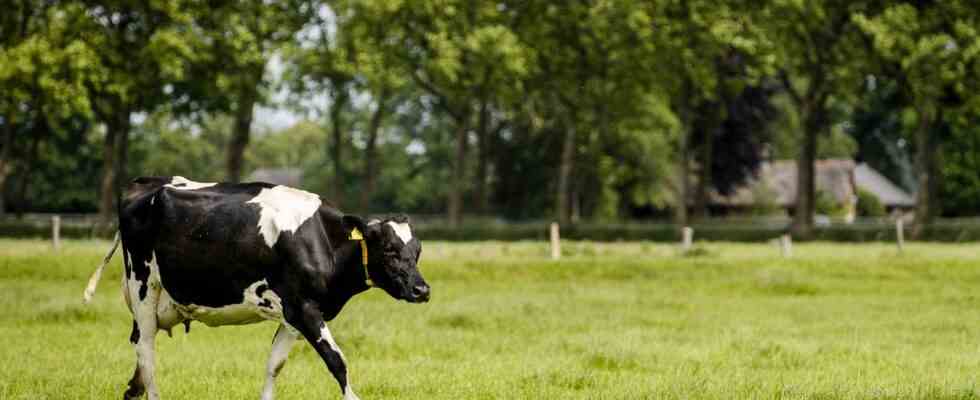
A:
247;168;303;187
708;159;915;218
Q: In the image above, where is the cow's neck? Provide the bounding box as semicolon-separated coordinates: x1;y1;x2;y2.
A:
318;237;371;320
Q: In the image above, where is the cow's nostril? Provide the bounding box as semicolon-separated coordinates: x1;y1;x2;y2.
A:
412;285;430;299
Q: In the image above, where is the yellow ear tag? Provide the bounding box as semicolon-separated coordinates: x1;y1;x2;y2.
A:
349;227;364;241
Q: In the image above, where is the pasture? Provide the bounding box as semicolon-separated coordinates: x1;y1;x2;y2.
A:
1;239;979;399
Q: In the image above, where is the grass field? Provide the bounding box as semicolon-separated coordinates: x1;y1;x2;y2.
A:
1;239;980;399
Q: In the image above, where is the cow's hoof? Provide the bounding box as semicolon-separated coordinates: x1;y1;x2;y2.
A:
123;386;145;400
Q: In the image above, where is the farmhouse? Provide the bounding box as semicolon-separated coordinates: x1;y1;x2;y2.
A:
707;159;915;219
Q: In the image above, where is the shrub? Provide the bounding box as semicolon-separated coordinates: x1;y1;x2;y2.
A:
814;190;847;217
856;189;886;217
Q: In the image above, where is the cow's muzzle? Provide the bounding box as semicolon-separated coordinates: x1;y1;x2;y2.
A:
408;284;430;303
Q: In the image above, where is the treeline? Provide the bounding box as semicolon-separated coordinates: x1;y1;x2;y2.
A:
1;1;979;238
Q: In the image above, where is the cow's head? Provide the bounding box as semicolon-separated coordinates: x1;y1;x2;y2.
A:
343;214;429;303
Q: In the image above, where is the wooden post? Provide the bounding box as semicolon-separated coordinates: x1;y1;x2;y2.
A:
550;222;561;260
780;234;792;258
896;218;905;253
52;215;61;251
681;226;693;251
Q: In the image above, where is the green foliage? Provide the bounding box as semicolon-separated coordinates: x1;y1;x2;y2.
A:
814;191;846;217
856;188;886;217
3;1;980;221
748;181;783;216
940;114;980;217
128;113;227;181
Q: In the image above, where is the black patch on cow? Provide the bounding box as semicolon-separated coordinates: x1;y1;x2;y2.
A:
129;320;140;344
255;284;274;308
124;365;145;400
183;320;192;334
137;182;276;308
128;250;151;301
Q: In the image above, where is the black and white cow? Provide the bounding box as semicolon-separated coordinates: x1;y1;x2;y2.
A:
83;176;430;400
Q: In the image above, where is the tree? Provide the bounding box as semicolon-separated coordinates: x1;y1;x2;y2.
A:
848;79;915;192
0;1;102;215
855;1;980;236
335;1;530;225
760;0;877;237
284;4;359;206
655;0;774;223
511;1;670;224
69;1;206;223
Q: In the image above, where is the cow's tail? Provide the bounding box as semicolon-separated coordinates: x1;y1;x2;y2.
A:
83;231;121;304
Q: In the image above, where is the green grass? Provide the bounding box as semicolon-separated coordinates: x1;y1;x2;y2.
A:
2;239;980;399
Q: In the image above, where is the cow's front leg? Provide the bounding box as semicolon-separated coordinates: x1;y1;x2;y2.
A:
286;302;359;400
261;324;298;400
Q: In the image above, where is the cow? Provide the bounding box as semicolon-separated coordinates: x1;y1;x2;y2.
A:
82;176;430;400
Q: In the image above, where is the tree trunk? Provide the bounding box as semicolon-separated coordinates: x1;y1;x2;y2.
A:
693;127;714;220
329;92;348;206
360;89;389;212
99;112;129;225
116;114;130;188
447;120;468;228
912;107;940;238
15;121;42;215
0;111;15;217
676;128;690;228
693;100;722;220
226;85;258;183
556;123;576;225
791;113;819;238
474;100;490;214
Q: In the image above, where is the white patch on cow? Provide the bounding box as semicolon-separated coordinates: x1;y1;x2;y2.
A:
247;186;322;248
262;325;298;400
317;322;346;361
127;251;163;400
317;322;357;398
387;221;413;244
165;176;217;190
171;280;284;327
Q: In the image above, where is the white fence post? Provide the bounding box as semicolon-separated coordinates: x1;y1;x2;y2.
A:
681;226;693;251
550;222;561;260
896;218;905;253
780;234;792;258
52;215;61;251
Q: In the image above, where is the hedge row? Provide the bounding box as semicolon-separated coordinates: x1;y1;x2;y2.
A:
3;219;979;242
415;223;980;242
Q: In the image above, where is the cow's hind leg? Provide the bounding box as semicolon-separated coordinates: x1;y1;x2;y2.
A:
261;324;298;400
124;250;163;400
286;301;359;400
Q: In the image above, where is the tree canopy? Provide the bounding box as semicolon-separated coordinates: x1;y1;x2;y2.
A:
2;0;979;233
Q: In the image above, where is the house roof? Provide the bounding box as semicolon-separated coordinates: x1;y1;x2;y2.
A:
854;163;916;207
247;168;303;187
710;159;914;208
